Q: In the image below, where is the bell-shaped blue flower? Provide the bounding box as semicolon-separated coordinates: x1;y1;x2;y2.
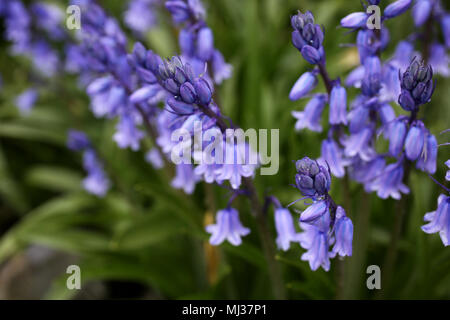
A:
289;72;317;101
292;94;326;132
416;133;437;174
329;84;347;125
404;122;425;161
412;0;432;27
369;162;410;200
274;208;302;251
330;206;353;257
320;138;346;178
299;224;330;271
206;207;250;246
388;118;407;157
384;0;412;19
340;12;367;29
422;194;450;246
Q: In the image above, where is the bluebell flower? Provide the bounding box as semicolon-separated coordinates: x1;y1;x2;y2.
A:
329;83;347;125
379;63;401;103
390;41;415;72
212;50;233;84
344;127;376;162
15;88;38;115
357;29;389;64
31;2;65;40
113;113;144;151
348;104;369;134
274;207;302;251
196;27;214;61
30;40;60;78
124;0;157;35
404;122;425;161
388;117;407;157
330;206;353;257
384;0;412;19
346;65;365;88
206;207;250;246
416;133;437;174
291;94;326;132
412;0;432;27
289;71;317;101
171;163;200;194
67;130;91;151
429;43;449;77
350;156;386;192
145;148;164;169
298;223;330;271
299;200;328;223
82;149;111;197
422;194;450;246
340;12;368;29
320;138;346;178
369;161;410;200
361;56;381;97
216;141;257;190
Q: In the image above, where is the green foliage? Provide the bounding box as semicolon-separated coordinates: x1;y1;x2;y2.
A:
0;0;448;299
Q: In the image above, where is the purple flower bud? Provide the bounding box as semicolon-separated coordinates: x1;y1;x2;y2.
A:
404;123;425;161
389;118;407;157
412;0;432;27
296;157;319;175
340;12;368;29
196;27;214;61
179;82;197;104
130;85;159;103
384;0;412;19
301;45;322;64
398;90;416;111
295;174;315;196
167;96;195;114
329;84;347;125
416;133;437;174
87;77;112;95
446;160;450;181
194;78;212;105
164;78;180;95
289;72;317;101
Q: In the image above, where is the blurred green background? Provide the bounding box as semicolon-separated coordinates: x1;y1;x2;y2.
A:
0;0;449;299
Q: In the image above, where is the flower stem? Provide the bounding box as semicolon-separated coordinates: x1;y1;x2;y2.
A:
244;178;286;299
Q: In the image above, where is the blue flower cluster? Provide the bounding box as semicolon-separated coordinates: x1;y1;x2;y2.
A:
166;0;232;84
0;0;65;77
67;130;111;197
294;157;353;271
